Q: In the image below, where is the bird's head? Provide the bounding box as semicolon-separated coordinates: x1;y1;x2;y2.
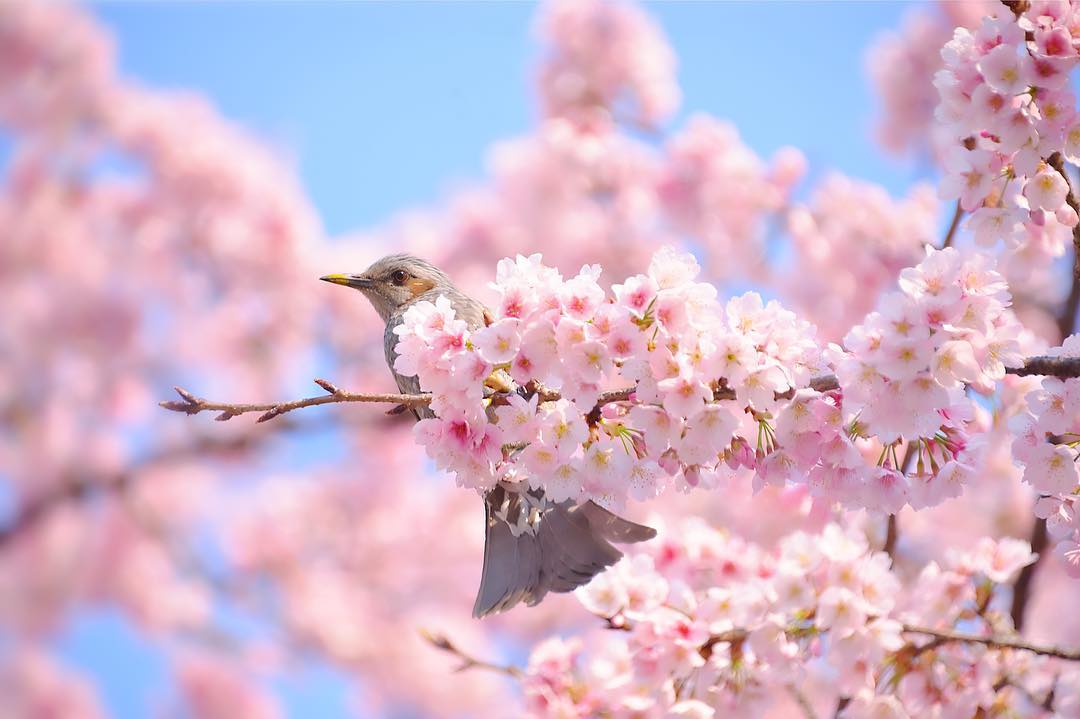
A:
320;254;452;322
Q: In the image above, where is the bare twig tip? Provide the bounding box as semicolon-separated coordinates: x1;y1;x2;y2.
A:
315;378;339;394
419;629;454;652
174;386;200;404
256;406;286;423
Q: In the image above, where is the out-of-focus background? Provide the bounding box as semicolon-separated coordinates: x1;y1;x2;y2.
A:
1;2;1076;717
88;2;922;233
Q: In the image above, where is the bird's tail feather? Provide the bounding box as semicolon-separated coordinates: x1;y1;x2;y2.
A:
472;489;655;618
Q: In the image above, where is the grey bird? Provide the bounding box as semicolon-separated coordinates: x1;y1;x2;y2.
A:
321;254;656;617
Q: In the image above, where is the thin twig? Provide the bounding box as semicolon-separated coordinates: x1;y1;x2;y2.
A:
902;624;1080;662
159;380;433;423
883;514;899;562
420;629;522;678
787;684;820;719
1010;516;1049;633
1059;270;1080;340
1047;152;1080;288
0;419;326;551
0;433;259;550
1047;152;1080;337
884;445;917;562
1009;155;1080;634
940;200;964;250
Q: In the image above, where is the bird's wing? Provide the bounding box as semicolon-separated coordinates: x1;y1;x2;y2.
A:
472;488;655;618
472;486;528;617
385;290;656;617
578;500;657;543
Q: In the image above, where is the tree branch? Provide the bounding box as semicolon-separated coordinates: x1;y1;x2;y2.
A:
787;684;820;719
0;419;325;551
883;445;917;562
941;200;964;250
1010;516;1049;633
1004;355;1080;377
902;624;1080;662
420;629;522;678
1048;152;1080;290
159;380;434;423
161;356;1080;424
1007;155;1080;637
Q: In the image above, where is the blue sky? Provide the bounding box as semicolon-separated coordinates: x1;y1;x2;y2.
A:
93;2;926;235
59;2;927;716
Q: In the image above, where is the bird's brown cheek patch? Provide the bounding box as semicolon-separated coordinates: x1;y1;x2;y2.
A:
407;277;436;297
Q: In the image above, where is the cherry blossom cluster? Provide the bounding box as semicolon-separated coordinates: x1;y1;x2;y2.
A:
393;247;833;511
521;519;1069;719
0;649;107;719
1013;334;1080;578
834;247;1024;510
782;174;939;340
8;0;1080;713
865;1;994;158
659;116;805;280
935;3;1080;269
536;0;679;129
396;246;1026;518
380;105;802;299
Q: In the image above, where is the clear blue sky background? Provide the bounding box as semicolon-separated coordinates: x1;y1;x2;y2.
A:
59;2;927;716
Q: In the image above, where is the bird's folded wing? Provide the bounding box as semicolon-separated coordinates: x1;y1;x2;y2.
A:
473;486;660;617
578;500;658;543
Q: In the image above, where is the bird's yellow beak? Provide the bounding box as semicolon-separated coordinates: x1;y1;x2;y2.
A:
320;273;374;289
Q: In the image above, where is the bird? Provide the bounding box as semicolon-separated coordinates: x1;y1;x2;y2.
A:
321;254;656;617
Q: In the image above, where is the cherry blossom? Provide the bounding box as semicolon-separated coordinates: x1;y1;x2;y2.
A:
515;520;1072;719
934;3;1080;273
5;0;1080;715
1014;335;1080;577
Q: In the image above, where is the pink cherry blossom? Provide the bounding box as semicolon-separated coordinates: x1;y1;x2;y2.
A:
472;317;523;364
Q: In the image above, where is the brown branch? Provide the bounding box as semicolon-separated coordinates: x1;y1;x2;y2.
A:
160;356;1080;425
159;380;433;423
1047;152;1080;290
883;445;917;562
420;629;522;678
698;628;748;661
902;624;1080;662
0;419;323;551
787;684;820;719
0;435;253;550
1005;152;1080;633
883;514;899;562
941;200;964;250
1010;516;1049;633
1001;1;1030;20
1059;269;1080;340
1004;355;1080;378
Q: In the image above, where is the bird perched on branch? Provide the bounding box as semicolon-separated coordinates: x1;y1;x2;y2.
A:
321;254;656;617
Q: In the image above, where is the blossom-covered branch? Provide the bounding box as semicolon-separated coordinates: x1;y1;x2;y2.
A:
164;245;1080;530
162;353;1080;423
434;521;1080;717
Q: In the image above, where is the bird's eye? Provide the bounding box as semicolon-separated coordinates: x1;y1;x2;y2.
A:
390;269;409;286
